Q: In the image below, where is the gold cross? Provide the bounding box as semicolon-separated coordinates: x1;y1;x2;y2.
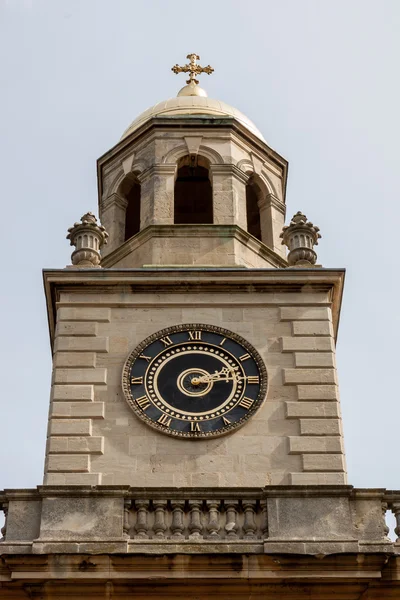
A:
171;53;214;85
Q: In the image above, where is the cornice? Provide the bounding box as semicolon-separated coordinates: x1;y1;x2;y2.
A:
43;265;345;349
99;224;288;270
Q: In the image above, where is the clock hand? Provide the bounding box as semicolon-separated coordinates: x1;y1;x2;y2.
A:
192;367;240;385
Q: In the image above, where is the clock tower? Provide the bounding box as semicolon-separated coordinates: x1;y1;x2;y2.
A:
1;55;398;600
43;54;345;488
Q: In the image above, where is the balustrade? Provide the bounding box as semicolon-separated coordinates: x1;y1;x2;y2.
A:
126;497;268;541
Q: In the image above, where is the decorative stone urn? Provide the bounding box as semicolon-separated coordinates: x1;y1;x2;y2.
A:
280;211;321;266
67;212;109;267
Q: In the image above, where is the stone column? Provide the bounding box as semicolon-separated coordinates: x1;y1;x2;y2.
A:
258;193;286;257
210;165;248;229
100;193;128;256
138;165;176;228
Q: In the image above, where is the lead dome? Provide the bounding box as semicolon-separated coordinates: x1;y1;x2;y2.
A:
120;92;265;142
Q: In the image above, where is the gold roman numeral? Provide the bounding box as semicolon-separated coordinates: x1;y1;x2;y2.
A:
247;376;259;384
139;354;152;362
239;353;250;362
219;337;226;346
160;336;173;347
131;376;143;385
222;416;231;425
188;330;202;341
136;395;151;410
239;397;254;410
157;414;172;427
190;421;201;432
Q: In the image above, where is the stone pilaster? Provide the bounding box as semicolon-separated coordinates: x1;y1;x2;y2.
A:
138;165;176;227
100;193;128;256
210;165;248;229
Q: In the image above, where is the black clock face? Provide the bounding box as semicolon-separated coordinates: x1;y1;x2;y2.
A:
122;324;267;438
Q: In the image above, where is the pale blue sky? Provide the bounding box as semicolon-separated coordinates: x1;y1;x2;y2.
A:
0;0;399;497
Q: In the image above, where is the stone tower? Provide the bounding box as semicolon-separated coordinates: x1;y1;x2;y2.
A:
41;56;346;489
1;55;399;599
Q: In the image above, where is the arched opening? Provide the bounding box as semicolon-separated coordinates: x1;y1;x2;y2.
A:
246;177;262;242
119;174;141;241
174;155;213;224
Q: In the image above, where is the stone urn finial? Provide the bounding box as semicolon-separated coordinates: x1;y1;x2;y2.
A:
280;211;321;267
67;212;109;268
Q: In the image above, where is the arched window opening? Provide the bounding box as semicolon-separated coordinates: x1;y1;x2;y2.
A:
120;175;141;242
174;155;213;224
246;178;262;242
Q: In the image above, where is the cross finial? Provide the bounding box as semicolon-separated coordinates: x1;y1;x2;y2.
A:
171;53;214;85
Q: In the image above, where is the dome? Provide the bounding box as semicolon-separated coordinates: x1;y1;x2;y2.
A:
120;94;265;142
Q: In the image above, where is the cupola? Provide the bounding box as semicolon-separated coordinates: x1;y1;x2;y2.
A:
97;54;288;268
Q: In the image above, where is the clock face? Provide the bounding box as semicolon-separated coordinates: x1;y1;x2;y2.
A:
122;324;267;438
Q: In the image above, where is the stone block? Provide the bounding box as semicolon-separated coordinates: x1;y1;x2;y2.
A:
49;419;92;436
51;402;104;419
283;368;337;385
56;321;98;336
289;436;343;454
280;306;331;321
52;385;94;402
57;307;111;322
38;496;122;540
5;500;41;541
267;496;352;539
300;418;341;435
286;402;339;418
64;473;101;485
352;498;388;541
297;385;338;400
54;336;109;353
48;436;104;454
53;368;107;385
292;321;333;336
290;472;347;484
294;352;335;368
47;454;90;472
53;352;96;368
281;336;334;352
302;453;345;472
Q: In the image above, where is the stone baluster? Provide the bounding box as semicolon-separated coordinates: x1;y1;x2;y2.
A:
381;502;390;540
224;500;239;539
171;501;185;540
243;501;257;540
153;500;167;539
188;500;203;540
123;499;132;538
392;502;400;543
134;499;150;539
206;500;221;539
260;500;268;538
0;504;8;540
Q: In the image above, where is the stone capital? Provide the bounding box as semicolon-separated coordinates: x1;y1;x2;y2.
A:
138;164;177;183
258;193;285;215
101;192;128;212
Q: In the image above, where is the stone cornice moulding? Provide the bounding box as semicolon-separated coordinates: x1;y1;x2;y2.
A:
42;265;345;348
